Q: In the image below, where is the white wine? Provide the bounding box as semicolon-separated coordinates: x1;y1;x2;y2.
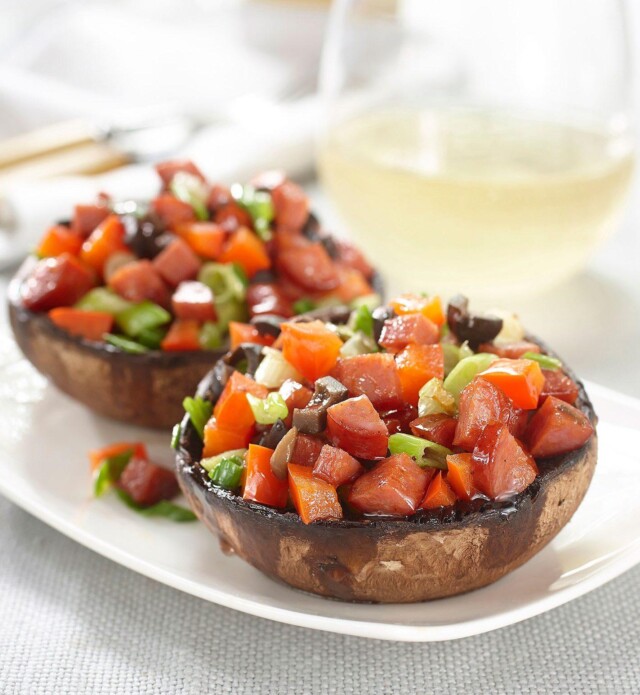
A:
318;108;634;297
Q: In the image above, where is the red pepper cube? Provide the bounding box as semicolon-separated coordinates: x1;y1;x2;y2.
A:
445;453;475;502
525;396;594;458
420;471;456;509
288;464;343;524
478;358;545;410
243;444;288;508
395;343;444;404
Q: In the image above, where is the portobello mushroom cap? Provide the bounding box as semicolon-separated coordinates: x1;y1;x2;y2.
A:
175;306;598;603
8;259;384;430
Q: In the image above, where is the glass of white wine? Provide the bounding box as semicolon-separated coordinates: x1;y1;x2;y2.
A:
318;0;635;298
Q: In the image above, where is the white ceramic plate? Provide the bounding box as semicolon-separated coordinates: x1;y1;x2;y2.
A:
1;333;639;642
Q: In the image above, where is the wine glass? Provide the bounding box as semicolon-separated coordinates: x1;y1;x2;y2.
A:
318;0;635;299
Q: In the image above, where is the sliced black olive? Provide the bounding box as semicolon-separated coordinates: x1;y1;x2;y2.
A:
259;419;289;450
124;214;173;259
301;212;321;240
196;360;234;403
372;305;396;342
293;376;348;435
250;314;285;338
54;218;72;228
269;425;298;480
446;295;503;349
251;269;277;284
292;305;351;326
224;343;265;377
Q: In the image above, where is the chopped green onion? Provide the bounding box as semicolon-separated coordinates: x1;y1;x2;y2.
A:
418;378;457;417
441;341;474;377
115;490;197;522
198;262;247;304
199;321;223;350
350;293;381;312
116;300;171;338
75;287;133;315
231;183;275;241
459;341;474;361
443;353;497;404
293;298;317;315
522;352;562;371
182;396;213;440
340;332;378;357
104;333;149;354
171;423;182;450
247;392;289;425
388;433;451;470
201;449;247;473
136;326;167;349
231;263;249;288
215;299;249;332
208;455;245;490
349;304;374;339
254;347;301;388
169;171;209;221
93;450;133;498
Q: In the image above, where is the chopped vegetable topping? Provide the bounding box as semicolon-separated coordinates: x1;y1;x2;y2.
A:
182;396;213;440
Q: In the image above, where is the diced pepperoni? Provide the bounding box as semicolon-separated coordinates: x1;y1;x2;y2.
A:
247;283;294;318
454;378;524;451
277;242;340;293
207;184;231;212
117;456;179;507
334;239;374;279
291;434;324;467
279;379;313;412
330;266;372;303
151;194;197;230
540;369;580;405
152;238;202;287
472;424;538;500
171;281;217;322
381;405;418;435
155;159;205;187
21;254;95;312
326;395;388;460
410;414;457;449
271;179;309;231
288;464;343;524
72;203;110;237
215;203;252;232
378;314;439;352
478;341;541;359
525;396;594;458
108;259;170;307
313;445;363;487
332;353;403;410
349;453;430;516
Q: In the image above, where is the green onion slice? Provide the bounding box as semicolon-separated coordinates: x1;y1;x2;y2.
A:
104;334;149;354
388;433;451;470
182;396;213;440
115;491;197;522
522;352;562;371
246;392;289;425
93;450;133;498
208;455;245;490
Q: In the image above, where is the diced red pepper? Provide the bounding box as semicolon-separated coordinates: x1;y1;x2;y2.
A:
151;194;197;229
454;378;525;451
152;238;202;288
108;259;170;307
472;423;538;500
218;227;270;278
37;225;83;258
271;179;309;232
160;320;201;351
277;242;340;293
88;442;148;472
313;444;363;487
421;471;457;509
155;159;205;187
117;456;179;507
49;308;113;341
247;283;294;318
280;320;343;383
332;353;403;410
379;314;439;352
410;414;457;449
172;281;217;322
228;322;275;350
479;358;545;410
214;371;268;435
21;253;95;312
334;239;374;279
72;203;110;237
80;215;128;275
540;369;580;406
291;434;324;467
395;343;444;404
288;464;343;524
243;444;288;508
326;395;389;460
526;396;594;458
478;341;541;359
203;417;251;457
390;294;445;327
446;453;475;501
349;453;430;516
175;221;225;260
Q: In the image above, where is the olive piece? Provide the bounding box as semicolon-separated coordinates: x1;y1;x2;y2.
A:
196;360;234;404
270;425;298;480
250;314;285;338
224;343;265;377
259;419;289;450
251;269;278;284
446;295;503;349
293;376;348;435
124;214;174;260
372;305;396;342
301;212;321;240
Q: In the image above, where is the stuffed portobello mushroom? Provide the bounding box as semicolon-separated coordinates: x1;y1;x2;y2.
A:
175;295;597;603
8;161;378;429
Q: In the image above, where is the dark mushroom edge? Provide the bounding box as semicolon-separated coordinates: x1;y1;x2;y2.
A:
175;306;597;603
